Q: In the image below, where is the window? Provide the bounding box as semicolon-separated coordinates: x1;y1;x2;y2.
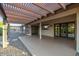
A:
60;23;68;38
68;23;75;38
54;22;75;39
54;24;60;37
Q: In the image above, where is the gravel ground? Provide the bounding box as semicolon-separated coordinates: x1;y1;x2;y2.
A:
0;30;31;56
0;39;31;56
10;39;31;56
0;45;28;56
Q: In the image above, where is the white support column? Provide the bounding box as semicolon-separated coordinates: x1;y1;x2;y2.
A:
29;25;32;36
39;22;42;40
21;26;23;34
76;8;79;53
3;23;9;48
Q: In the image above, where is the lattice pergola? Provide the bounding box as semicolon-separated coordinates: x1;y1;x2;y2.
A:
2;3;71;24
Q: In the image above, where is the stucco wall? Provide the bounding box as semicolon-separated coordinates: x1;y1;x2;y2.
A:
42;24;54;37
41;14;76;37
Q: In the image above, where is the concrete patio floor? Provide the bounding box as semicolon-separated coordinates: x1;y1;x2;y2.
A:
19;35;76;56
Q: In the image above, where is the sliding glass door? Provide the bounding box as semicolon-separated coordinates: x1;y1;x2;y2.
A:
68;23;75;38
54;24;60;37
60;23;68;38
54;22;75;39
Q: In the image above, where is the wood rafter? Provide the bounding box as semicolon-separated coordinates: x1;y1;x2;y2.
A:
5;9;37;19
32;3;54;14
8;20;27;24
58;3;66;9
8;17;30;24
0;3;6;17
5;11;35;20
8;18;30;22
21;3;44;16
6;3;42;18
3;5;39;19
7;14;32;21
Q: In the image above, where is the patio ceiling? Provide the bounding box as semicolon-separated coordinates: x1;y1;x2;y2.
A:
2;3;70;24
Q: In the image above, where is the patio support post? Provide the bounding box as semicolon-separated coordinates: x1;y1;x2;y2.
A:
76;8;79;53
21;26;23;34
39;22;42;40
29;25;32;36
20;26;22;33
3;22;9;48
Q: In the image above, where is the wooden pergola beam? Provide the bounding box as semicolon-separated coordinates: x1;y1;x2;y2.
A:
30;7;77;25
8;18;29;21
19;3;43;16
7;14;33;21
6;3;42;18
7;17;29;21
5;11;35;20
32;3;54;14
3;6;38;19
8;20;27;24
58;3;66;10
0;3;7;17
8;18;30;23
5;9;37;19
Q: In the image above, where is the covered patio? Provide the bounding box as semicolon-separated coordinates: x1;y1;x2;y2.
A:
0;3;79;56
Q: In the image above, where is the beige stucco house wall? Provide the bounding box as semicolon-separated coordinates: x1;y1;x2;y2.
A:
41;14;76;37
